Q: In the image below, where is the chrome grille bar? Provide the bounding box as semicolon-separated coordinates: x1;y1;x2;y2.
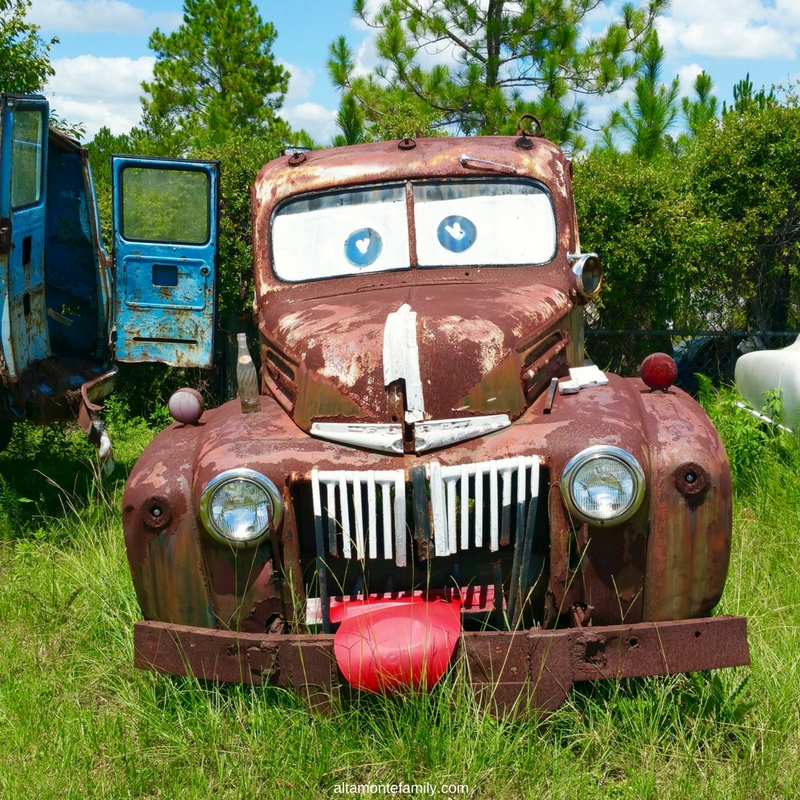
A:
435;456;539;554
309;456;540;566
393;470;406;567
312;469;407;566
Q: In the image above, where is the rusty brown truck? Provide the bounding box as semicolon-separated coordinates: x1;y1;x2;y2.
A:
123;124;749;713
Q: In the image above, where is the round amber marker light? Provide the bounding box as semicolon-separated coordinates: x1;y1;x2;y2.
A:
640;353;678;391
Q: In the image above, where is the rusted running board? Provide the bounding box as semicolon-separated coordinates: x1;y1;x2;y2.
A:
134;615;749;714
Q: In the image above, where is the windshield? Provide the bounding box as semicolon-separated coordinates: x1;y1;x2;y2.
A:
414;179;556;267
272;184;410;282
271;178;556;282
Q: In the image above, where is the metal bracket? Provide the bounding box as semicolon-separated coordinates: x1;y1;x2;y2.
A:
77;365;119;474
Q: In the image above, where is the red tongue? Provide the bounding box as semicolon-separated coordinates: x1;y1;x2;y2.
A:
332;597;462;694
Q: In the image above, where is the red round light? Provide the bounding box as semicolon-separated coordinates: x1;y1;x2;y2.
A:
168;388;205;424
640;353;677;391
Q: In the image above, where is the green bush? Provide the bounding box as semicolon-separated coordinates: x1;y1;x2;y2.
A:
191;129;284;319
574;102;800;375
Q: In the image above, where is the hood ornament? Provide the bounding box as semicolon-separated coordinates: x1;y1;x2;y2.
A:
310;414;511;454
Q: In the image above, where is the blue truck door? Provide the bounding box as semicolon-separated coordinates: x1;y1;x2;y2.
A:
111;156;218;368
0;95;50;380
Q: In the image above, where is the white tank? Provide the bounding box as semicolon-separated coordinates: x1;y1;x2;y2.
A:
734;335;800;429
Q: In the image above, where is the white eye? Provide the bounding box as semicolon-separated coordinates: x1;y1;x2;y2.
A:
199;469;282;547
560;446;645;525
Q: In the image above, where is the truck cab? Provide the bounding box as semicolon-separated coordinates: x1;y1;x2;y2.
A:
0;94;218;457
124;128;750;712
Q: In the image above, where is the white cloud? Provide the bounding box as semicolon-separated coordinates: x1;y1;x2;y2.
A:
657;0;799;60
676;63;716;97
352;34;381;78
44;55;154;139
273;59;339;143
277;59;315;104
29;0;181;35
44;53;339;144
776;0;800;27
279;102;337;145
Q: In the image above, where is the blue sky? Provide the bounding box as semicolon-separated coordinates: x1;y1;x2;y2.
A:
26;0;800;144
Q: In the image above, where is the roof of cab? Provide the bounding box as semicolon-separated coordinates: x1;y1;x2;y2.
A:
252;135;571;212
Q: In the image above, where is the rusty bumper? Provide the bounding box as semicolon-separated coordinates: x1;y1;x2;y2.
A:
134;615;749;713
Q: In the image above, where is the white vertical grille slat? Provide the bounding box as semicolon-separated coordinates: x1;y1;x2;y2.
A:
394;469;407;567
474;462;484;548
530;456;540;499
378;477;394;560
445;475;458;555
311;469;322;517
367;472;377;559
430;461;448;557
500;465;514;545
324;478;338;555
489;462;499;552
460;463;470;550
351;473;365;560
339;473;351;559
517;456;527;507
501;466;513;510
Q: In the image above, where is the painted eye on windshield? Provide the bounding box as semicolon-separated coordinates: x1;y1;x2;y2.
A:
345;227;383;267
437;215;477;253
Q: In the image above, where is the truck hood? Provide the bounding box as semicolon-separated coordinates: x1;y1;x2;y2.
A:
260;282;573;446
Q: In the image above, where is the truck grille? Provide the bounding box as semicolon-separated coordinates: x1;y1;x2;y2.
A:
308;455;541;568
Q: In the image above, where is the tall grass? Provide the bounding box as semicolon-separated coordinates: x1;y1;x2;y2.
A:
0;390;799;799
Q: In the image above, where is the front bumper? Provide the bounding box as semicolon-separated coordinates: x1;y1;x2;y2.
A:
134;615;749;714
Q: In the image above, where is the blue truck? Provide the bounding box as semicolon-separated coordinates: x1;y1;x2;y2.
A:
0;93;219;461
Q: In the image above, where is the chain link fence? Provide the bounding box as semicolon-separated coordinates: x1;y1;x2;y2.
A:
585;329;800;395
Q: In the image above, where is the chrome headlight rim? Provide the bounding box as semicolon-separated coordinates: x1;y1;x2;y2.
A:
570;253;603;298
199;468;283;548
560;445;645;526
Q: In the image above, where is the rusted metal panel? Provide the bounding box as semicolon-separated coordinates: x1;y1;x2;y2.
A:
262;283;574;430
133;621;338;691
636;382;733;621
569;616;749;682
134;615;748;714
123;420;216;629
126;375;729;635
460;630;572;714
251;137;580;435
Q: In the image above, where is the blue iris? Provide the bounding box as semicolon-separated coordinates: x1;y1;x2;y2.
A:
345;227;383;267
437;215;476;253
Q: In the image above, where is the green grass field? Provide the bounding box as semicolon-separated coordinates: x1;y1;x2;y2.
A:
1;389;798;800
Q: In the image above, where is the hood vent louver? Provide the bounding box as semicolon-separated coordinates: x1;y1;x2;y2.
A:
263;343;297;411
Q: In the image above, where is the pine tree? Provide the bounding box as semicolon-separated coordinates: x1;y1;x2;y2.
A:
682;71;718;138
328;0;667;147
606;31;679;158
141;0;290;150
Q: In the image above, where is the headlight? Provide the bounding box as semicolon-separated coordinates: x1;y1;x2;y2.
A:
570;253;603;298
560;445;645;525
199;469;283;547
